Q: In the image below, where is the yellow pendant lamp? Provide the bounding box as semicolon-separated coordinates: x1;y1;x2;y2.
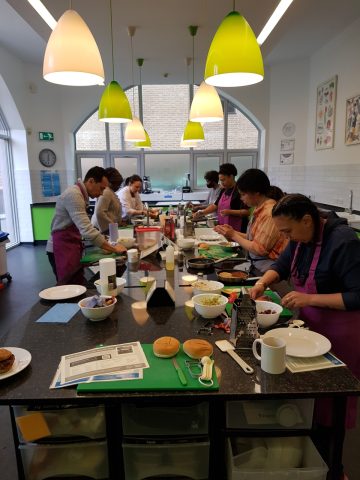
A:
190;81;223;122
180;134;198;148
98;0;132;123
204;10;264;87
135;129;152;148
181;26;205;145
43;9;104;86
125;28;146;142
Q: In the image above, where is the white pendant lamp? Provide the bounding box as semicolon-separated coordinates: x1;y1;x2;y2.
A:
43;9;104;86
124;27;146;142
190;81;223;122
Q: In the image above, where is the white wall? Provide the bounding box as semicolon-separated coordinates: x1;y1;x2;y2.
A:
267;16;360;210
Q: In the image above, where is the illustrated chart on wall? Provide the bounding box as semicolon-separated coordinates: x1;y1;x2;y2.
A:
41;171;60;197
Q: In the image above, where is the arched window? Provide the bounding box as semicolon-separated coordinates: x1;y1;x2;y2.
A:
0;108;19;247
75;85;260;191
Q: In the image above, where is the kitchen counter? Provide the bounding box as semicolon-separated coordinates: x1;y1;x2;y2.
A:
1;255;359;479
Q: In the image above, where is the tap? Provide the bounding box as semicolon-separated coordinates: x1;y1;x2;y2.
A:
345;190;353;214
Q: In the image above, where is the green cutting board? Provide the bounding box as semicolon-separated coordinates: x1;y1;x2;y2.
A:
198;245;237;260
80;248;124;264
77;344;219;393
223;287;293;318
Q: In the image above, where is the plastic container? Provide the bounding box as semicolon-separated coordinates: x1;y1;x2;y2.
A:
123;440;210;480
165;244;175;270
121;402;209;436
135;226;162;251
226;399;314;429
99;258;116;296
19;441;108;480
226;436;328;480
0;231;10;276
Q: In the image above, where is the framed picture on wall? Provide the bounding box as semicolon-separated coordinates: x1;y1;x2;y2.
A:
345;94;360;145
315;75;337;150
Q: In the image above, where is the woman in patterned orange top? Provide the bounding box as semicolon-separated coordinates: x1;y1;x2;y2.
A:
215;169;288;276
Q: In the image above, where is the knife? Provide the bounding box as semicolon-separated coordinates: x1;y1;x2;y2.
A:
172;357;187;385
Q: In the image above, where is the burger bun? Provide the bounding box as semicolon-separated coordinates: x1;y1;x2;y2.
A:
183;339;213;359
153;336;180;358
0;348;15;374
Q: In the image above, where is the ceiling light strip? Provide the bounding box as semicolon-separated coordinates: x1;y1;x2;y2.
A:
257;0;294;46
27;0;57;30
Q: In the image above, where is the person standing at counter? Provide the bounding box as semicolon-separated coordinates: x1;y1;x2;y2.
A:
91;167;123;233
215;169;288;275
250;193;360;428
193;163;249;231
118;174;145;220
47;167;126;284
190;170;221;213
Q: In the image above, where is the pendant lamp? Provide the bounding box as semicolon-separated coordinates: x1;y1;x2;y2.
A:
98;0;132;123
125;27;146;142
135;129;152;148
135;59;152;148
43;9;104;86
181;26;205;145
204;10;264;87
180;134;198;148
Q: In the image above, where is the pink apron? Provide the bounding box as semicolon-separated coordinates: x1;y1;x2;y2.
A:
291;220;360;428
52;183;86;285
217;187;242;231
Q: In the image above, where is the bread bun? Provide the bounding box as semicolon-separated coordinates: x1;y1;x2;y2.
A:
153;336;180;358
183;339;213;359
198;243;210;249
0;348;15;374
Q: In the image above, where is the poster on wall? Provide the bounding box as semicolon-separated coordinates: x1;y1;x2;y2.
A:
345;94;360;145
315;75;337;150
280;153;294;165
41;170;61;197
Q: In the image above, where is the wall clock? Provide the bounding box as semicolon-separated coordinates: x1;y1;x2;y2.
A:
39;148;57;167
282;122;296;137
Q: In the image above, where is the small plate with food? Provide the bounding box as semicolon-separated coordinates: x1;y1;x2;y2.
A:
0;347;32;380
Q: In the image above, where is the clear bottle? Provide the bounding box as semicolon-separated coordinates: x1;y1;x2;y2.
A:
165;245;175;271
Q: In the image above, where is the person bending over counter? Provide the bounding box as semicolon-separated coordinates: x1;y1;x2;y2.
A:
193;163;249;232
47;167;126;284
250;193;360;428
215;169;288;275
91;167;123;233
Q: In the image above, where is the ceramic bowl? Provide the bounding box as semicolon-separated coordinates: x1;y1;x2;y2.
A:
192;280;224;296
177;237;195;250
255;300;283;328
117;237;136;249
78;296;117;321
192;293;228;319
94;278;126;296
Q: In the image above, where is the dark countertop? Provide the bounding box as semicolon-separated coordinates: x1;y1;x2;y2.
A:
1;254;360;406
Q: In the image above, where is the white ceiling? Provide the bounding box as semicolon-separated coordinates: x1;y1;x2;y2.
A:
2;0;360;86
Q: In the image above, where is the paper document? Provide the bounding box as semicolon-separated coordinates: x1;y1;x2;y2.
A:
60;342;149;384
286;351;345;373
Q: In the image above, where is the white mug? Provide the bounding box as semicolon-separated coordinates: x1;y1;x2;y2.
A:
252;336;286;374
127;248;139;263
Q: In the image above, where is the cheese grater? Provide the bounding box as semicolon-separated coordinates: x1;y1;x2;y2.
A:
230;287;259;349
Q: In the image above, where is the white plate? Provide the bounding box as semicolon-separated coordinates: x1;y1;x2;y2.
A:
263;328;331;357
0;347;32;380
199;234;222;242
39;285;87;300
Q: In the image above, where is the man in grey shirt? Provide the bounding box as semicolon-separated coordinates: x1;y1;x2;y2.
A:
47;166;126;284
191;170;221;212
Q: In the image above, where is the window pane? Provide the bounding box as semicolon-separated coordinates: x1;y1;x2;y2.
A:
113;156;138;182
79;157;104;179
142;85;189;150
109;123;121;150
227;105;259;149
229;154;255;177
195;155;220;188
76;111;106;150
144;153;189;191
0;139;16;244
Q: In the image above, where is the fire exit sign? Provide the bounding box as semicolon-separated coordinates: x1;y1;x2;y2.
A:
39;132;54;141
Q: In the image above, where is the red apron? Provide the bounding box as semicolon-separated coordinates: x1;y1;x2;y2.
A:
217;187;242;231
52;183;86;285
291;220;360;428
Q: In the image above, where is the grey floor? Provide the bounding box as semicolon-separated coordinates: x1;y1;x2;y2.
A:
0;244;359;479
